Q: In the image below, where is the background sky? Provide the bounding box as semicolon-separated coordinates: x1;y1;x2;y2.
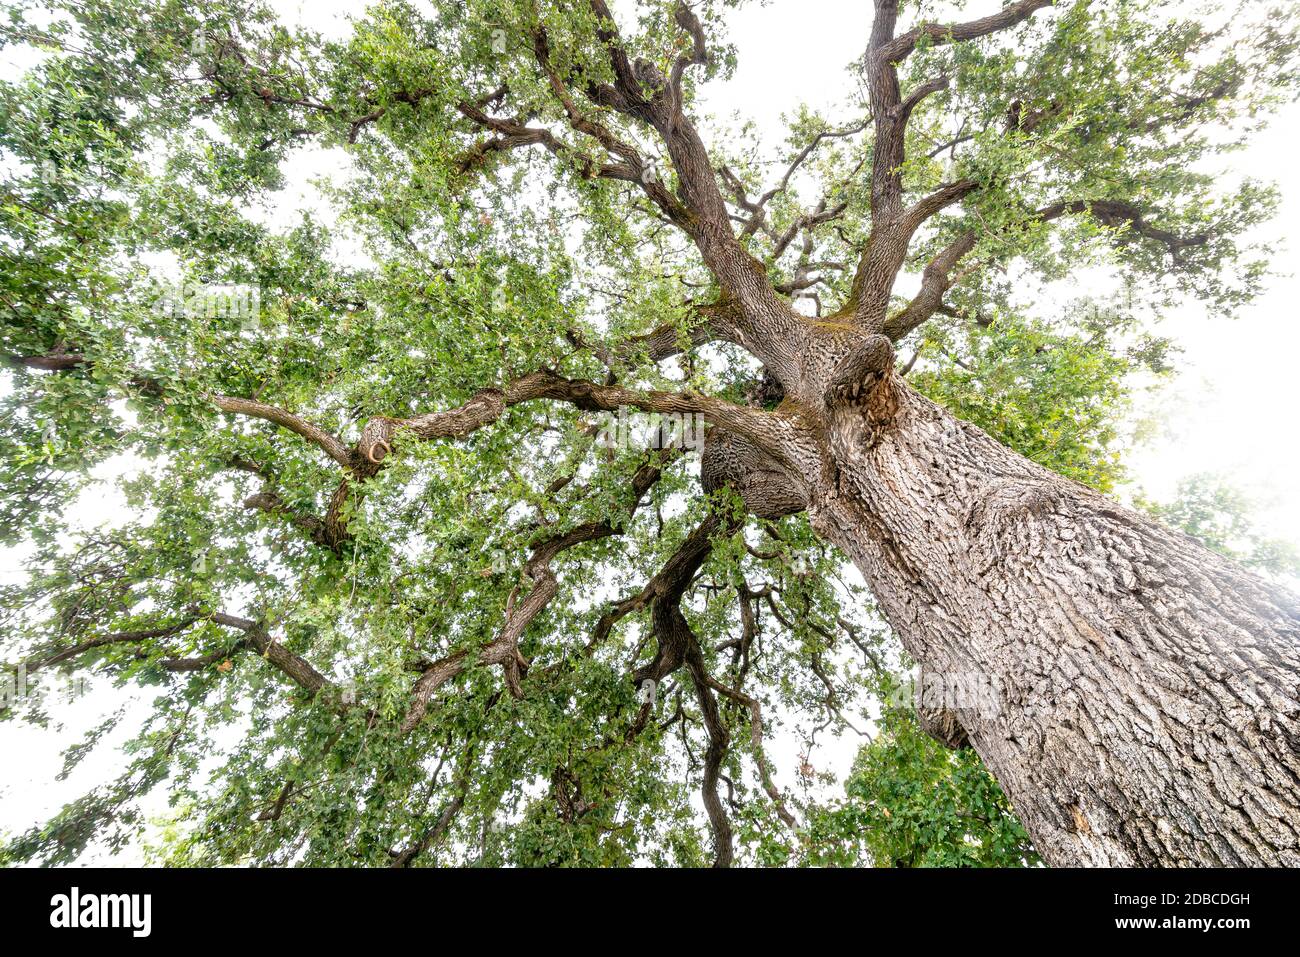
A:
3;0;1299;862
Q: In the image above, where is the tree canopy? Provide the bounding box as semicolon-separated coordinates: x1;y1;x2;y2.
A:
1;0;1297;866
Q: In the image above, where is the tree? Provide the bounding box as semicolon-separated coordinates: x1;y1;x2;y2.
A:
2;0;1299;867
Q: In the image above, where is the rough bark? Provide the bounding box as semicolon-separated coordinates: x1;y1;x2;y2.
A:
801;374;1300;866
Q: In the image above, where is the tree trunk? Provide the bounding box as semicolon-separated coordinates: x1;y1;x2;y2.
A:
805;374;1300;866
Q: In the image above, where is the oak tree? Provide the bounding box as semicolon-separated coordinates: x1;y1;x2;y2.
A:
3;0;1299;866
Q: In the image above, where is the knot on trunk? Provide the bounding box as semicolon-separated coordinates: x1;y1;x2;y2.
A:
355;418;399;474
702;429;805;519
916;705;971;750
966;479;1062;527
822;333;894;409
909;663;981;749
819;333;899;461
964;479;1065;566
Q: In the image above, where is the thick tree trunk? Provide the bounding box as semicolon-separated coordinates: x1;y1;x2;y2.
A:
805;376;1300;866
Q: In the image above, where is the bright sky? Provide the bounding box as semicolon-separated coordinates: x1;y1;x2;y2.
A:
3;0;1298;862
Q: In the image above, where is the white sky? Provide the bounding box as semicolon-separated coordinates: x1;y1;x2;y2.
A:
3;0;1298;862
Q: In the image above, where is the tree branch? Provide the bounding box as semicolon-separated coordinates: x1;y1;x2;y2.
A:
210;395;352;468
1037;198;1212;251
878;0;1058;64
884;231;978;340
399;451;682;732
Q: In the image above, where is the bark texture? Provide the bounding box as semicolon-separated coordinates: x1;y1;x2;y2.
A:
802;376;1300;866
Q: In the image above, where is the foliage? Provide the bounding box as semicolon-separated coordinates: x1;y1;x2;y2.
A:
910;297;1174;492
1138;473;1300;579
803;699;1038;868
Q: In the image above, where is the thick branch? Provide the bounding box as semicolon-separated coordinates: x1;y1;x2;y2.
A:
885;196;1211;340
574;0;806;377
878;0;1057;63
1037;198;1212;251
883;231;978;340
355;370;799;473
852;1;1054;328
209;613;330;693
